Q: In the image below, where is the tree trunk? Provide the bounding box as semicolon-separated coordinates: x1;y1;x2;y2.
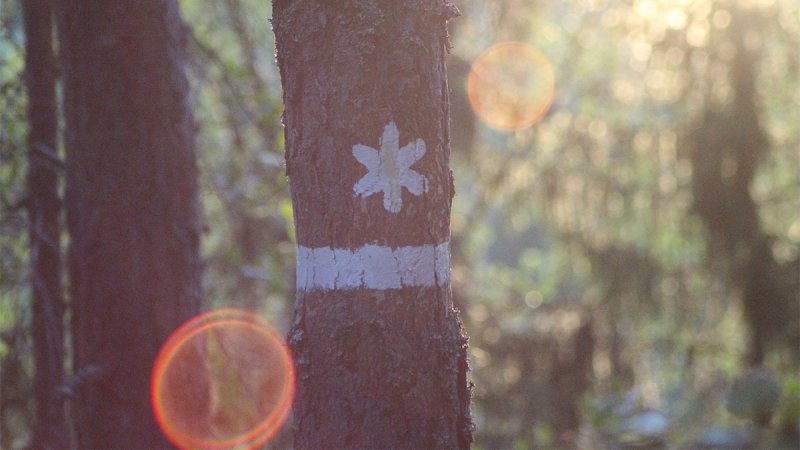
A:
56;1;202;447
273;2;472;448
21;0;67;447
688;8;799;365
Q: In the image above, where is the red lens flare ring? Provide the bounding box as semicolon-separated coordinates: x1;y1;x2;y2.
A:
151;308;295;450
467;41;555;132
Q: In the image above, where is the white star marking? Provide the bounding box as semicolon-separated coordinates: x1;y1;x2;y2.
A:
352;121;428;213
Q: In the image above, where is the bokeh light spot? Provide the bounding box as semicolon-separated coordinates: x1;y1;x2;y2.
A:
467;42;555;132
152;309;294;449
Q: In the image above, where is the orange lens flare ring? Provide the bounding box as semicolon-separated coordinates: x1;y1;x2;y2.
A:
151;309;295;449
467;42;555;131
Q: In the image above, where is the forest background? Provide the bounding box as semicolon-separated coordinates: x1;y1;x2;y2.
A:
1;0;799;448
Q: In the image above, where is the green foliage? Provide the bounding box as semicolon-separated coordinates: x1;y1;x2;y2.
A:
0;2;35;447
777;374;800;435
180;0;294;322
452;0;799;447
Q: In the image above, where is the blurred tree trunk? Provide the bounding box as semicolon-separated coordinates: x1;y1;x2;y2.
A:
273;1;472;448
689;8;799;365
56;1;202;447
21;0;67;447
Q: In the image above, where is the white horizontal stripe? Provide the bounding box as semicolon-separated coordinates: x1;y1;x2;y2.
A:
296;242;450;290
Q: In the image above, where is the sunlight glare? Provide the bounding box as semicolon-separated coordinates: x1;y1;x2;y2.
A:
666;8;687;29
151;309;294;450
467;42;555;132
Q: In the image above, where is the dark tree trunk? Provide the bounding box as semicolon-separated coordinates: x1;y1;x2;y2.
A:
57;1;202;447
273;1;472;448
689;8;799;365
21;0;67;447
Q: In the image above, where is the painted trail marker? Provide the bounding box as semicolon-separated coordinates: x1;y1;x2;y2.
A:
295;121;449;292
353;121;428;213
296;242;450;291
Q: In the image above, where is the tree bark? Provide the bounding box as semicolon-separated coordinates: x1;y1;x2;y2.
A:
57;1;202;447
273;1;472;448
21;0;67;447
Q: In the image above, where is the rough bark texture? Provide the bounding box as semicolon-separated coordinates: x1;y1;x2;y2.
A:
22;0;67;447
273;1;472;448
57;1;202;447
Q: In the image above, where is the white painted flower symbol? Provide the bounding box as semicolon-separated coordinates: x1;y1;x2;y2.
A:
352;121;428;213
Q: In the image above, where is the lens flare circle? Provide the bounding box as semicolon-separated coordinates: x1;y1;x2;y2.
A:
152;309;294;450
467;42;555;131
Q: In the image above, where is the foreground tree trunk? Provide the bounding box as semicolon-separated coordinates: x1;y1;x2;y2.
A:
22;0;67;447
57;1;202;447
273;2;472;448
